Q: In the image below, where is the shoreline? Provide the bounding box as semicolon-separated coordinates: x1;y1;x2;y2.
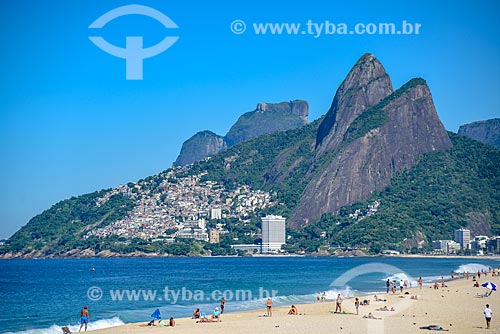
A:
83;270;500;334
1;253;499;260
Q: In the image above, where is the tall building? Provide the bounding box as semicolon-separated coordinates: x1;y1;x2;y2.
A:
454;228;471;250
210;208;222;220
209;229;220;244
261;215;286;253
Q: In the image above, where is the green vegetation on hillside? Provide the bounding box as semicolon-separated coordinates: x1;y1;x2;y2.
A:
288;132;500;252
190;119;321;213
3;191;134;255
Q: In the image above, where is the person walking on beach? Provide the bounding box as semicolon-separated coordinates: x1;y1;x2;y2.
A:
386;279;390;293
418;276;423;289
266;297;273;317
78;306;89;332
354;297;360;315
335;294;343;313
484;304;492;329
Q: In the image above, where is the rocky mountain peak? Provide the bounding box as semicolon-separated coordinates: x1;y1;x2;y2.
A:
315;53;394;154
458;118;500;149
290;77;452;227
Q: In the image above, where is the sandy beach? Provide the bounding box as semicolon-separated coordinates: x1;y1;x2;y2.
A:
84;273;500;334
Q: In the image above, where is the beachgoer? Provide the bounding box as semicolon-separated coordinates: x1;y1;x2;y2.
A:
400;279;404;293
169;317;176;327
78;306;89;332
288;305;298;315
484;304;492;329
317;293;321;302
220;297;226;314
266;297;273;317
354;298;360;315
212;307;221;322
363;312;381;320
418;276;423;289
192;308;200;319
386;279;390;293
335;294;343;313
321;291;326;302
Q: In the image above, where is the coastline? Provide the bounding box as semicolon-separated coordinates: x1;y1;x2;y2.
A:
1;253;499;260
85;272;500;334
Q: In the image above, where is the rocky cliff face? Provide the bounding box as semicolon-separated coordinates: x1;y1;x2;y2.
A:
174;131;227;166
458;118;500;149
174;100;309;166
315;53;394;155
290;75;452;227
225;100;309;146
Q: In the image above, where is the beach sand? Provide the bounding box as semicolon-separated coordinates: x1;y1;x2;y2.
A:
87;275;500;334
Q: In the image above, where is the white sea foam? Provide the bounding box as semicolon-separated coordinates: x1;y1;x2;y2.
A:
4;316;124;334
455;263;493;274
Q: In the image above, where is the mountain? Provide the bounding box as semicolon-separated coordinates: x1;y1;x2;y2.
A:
3;53;499;258
458;118;500;149
173;100;309;166
174;131;227;166
225;100;309;146
291;78;452;227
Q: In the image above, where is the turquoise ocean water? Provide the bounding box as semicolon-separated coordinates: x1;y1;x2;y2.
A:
0;257;498;333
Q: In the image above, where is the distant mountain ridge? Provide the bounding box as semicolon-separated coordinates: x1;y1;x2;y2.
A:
3;53;499;258
458;118;500;149
173;100;309;166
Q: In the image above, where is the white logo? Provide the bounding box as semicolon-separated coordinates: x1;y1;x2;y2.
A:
89;4;179;80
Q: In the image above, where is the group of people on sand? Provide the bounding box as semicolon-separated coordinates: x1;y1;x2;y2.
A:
192;297;226;323
148;318;176;327
386;278;409;294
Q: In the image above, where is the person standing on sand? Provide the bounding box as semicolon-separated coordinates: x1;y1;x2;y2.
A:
484;304;492;329
220;297;226;314
418;276;423;289
266;298;273;317
335;294;343;313
354;297;360;315
78;306;89;332
386;279;390;293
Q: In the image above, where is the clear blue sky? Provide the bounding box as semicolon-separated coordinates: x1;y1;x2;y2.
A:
1;0;499;238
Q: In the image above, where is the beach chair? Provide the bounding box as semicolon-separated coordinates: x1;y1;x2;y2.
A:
61;327;71;334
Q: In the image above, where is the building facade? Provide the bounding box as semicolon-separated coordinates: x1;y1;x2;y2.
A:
261;215;286;253
454;228;471;250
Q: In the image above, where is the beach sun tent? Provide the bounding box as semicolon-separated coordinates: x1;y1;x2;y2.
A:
151;308;161;320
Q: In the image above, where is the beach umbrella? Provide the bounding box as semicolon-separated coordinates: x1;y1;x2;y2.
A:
481;282;497;291
151;308;161;320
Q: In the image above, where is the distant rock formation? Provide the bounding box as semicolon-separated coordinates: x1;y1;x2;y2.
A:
458;118;500;149
174;131;227;167
174;100;309;166
289;54;452;227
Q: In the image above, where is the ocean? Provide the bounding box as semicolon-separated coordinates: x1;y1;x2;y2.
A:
0;257;498;334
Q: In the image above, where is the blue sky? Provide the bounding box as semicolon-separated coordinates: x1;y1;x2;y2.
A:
1;0;499;238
